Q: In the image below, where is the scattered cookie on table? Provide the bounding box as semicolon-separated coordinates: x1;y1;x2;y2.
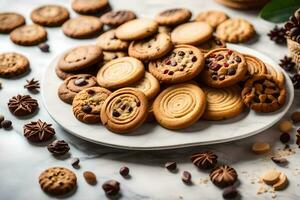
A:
10;24;47;46
83;171;97;185
47;140;70;156
0;52;30;77
190;151;218;169
195;10;228;29
71;0;109;15
278;120;293;133
210;165;238;188
23;119;55;142
8;95;38;116
100;10;136;27
96;29;129;51
0;12;25;33
252;142;270;154
155;8;192;26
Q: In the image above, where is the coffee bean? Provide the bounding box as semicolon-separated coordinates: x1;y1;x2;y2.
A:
1;120;12;129
235;56;241;63
71;157;80;168
219;75;225;81
38;43;50;52
178;51;185;56
102;180;120;196
74;77;88;86
83;171;97;185
112;110;120;117
280;132;290;143
165;161;177;171
191;56;197;62
87;89;95;95
82;105;92;113
119;166;129;177
182;171;191;184
222;186;238;199
271;156;288;165
168;71;174;75
227;68;236;75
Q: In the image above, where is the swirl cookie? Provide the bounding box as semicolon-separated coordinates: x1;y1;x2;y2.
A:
0;52;29;77
58;74;98;104
57;45;103;72
155;8;192;26
100;88;148;133
97;57;145;89
71;0;109;15
30;5;69;27
244;54;267;79
198;36;226;54
149;45;204;84
39;167;77;196
216;18;255;43
202;86;244;120
195;10;228;29
100;10;136;27
62;16;103;39
153;83;206;129
171;22;213;46
265;64;285;87
128;33;173;61
129;72;160;99
96;29;129;51
200;48;247;88
242;75;286;113
0;12;25;33
10;24;47;46
115;19;158;41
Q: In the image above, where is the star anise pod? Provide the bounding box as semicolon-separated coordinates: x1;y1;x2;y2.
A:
23;119;55;142
24;78;40;92
267;25;286;44
279;56;296;72
285;8;300;43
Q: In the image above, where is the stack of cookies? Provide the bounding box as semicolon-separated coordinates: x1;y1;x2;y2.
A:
54;7;287;134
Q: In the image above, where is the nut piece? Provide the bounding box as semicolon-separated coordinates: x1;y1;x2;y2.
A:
83;171;97;185
262;169;280;185
278;120;293;133
252;142;270;154
291;111;300;123
273;172;288;191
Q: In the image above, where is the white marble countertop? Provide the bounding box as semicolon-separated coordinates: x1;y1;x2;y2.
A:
0;0;300;199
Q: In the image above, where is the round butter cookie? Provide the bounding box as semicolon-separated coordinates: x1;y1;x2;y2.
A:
10;24;47;46
96;29;129;51
155;8;192;26
100;10;136;27
153;83;206;129
215;0;269;10
202;86;244;120
0;52;29;77
196;10;228;29
100;88;148;133
71;0;109;15
0;12;25;33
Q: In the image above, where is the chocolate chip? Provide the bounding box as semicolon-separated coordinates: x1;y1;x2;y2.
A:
165;59;171;65
219;75;225;81
1;120;12;129
223;186;238;199
165;161;177;171
216;55;224;61
182;171;191;184
235;56;241;63
38;43;50;52
86;89;95;95
82;105;92;113
163;69;169;74
210;53;216;58
178;51;185;56
188;50;193;54
112;110;120;117
128;107;133;112
136;101;140;107
168;71;174;75
280;132;290;143
224;62;229;68
119;166;129;177
71;157;80;168
210;63;221;71
102;180;120;196
212;75;218;80
227;68;236;75
271;156;288;165
121;104;126;110
191;56;197;62
74;77;88;86
171;60;177;66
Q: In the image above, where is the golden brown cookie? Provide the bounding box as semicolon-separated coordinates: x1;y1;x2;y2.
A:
100;10;136;27
265;63;285;87
244;54;267;80
129;72;160;99
71;0;109;15
62;16;103;39
30;5;69;27
115;19;158;41
200;48;247;88
0;12;25;33
171;22;213;46
128;33;173;61
10;24;47;46
72;86;111;123
153;83;206;129
155;8;192;26
58;74;98;104
195;10;229;29
216;18;255;43
57;45;103;72
102;51;127;64
0;52;29;77
149;45;204;84
202;86;244;120
242;75;286;113
197;36;226;54
39;167;77;196
100;88;148;133
158;26;173;35
55;63;100;80
97;57;145;89
215;0;270;10
96;29;129;51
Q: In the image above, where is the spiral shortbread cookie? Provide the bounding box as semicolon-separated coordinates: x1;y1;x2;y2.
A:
265;64;285;87
100;88;148;133
202;86;244;120
97;57;145;89
244;54;267;79
153;83;206;129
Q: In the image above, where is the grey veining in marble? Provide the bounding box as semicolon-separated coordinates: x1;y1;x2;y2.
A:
0;0;300;200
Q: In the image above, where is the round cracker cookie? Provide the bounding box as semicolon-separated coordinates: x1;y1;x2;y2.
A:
0;12;25;33
10;24;47;46
153;83;206;129
39;167;77;196
57;45;103;72
100;87;148;133
62;16;103;39
96;29;129;51
0;52;29;77
202;85;244;120
115;19;158;41
30;5;69;27
196;10;228;29
197;36;226;53
155;8;192;26
71;0;109;14
129;72;160;99
128;33;173;61
200;48;247;88
171;22;213;46
72;86;111;123
100;10;136;27
97;57;145;89
149;45;204;84
216;18;255;43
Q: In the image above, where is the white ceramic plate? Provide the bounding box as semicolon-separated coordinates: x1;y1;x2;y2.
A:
42;44;294;150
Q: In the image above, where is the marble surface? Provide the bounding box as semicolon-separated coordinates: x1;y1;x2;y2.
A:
0;0;300;199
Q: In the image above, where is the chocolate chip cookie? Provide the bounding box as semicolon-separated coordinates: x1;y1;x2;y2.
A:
100;87;148;133
197;36;226;53
10;24;47;46
72;86;111;123
96;29;129;51
58;74;98;104
155;8;192;26
149;45;204;84
30;5;69;27
55;63;100;80
0;52;29;77
129;33;173;61
200;48;247;88
71;0;109;15
195;10;228;29
0;12;25;33
102;51;127;64
100;10;136;27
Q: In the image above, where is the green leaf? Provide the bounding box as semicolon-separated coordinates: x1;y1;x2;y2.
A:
260;0;300;23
